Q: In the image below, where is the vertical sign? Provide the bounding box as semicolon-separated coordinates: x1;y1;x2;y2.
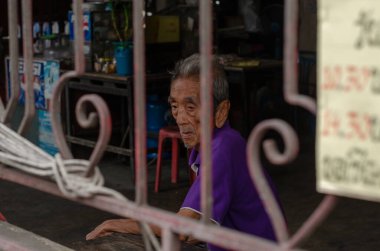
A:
317;0;380;201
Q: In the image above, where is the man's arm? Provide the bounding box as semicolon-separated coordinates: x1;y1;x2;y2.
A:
85;208;201;241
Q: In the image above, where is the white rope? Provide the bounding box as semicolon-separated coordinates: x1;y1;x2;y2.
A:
0;123;127;201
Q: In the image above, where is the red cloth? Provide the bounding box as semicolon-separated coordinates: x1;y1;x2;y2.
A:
0;212;6;221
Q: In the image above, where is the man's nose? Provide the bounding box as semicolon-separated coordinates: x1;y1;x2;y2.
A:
175;108;187;125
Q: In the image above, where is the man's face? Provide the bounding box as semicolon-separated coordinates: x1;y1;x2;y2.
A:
169;78;201;149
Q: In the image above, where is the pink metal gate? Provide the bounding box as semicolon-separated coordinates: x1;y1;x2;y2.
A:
0;0;338;250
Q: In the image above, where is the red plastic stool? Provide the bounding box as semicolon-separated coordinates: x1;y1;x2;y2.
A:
154;126;182;192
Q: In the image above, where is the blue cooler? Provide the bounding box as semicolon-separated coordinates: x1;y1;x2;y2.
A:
146;95;168;158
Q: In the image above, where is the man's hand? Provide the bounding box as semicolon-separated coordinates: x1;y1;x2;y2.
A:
86;219;140;240
86;209;203;242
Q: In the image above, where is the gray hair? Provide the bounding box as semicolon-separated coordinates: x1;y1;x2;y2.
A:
170;54;229;108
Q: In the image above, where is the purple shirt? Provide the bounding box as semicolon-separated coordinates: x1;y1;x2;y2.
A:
181;123;281;250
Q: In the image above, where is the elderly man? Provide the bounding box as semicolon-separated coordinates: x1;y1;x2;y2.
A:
86;54;281;250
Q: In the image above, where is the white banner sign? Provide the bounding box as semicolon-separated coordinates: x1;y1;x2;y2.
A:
317;0;380;201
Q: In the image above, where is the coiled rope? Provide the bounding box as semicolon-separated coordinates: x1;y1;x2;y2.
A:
0;123;127;201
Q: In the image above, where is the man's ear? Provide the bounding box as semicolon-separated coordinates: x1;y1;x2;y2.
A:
215;100;230;128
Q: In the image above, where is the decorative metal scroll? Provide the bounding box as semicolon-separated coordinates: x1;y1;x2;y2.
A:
0;0;340;251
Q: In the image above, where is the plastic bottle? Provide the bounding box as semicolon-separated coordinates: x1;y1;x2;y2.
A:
42;22;51;36
33;22;41;38
52;21;59;34
64;21;69;35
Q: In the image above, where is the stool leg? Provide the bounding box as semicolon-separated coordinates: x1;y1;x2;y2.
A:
154;135;164;193
171;138;179;183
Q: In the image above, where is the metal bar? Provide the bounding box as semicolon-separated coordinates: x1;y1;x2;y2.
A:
141;223;160;251
280;0;338;248
283;0;298;99
162;228;180;251
133;0;147;206
75;95;112;176
2;0;19;125
247;120;295;243
140;227;153;251
132;0;150;246
51;72;77;159
51;0;85;159
73;0;85;74
0;165;288;251
199;0;213;224
283;0;315;114
17;0;34;136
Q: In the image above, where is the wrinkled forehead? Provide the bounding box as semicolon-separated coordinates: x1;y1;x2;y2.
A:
171;76;199;86
170;78;200;95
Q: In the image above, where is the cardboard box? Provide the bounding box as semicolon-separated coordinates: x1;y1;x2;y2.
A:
146;16;180;44
38;110;59;156
5;57;60;110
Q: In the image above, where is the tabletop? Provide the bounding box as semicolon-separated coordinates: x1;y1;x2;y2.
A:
223;59;283;72
61;71;170;85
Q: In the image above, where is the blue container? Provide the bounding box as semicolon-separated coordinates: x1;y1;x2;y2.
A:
147;95;168;149
114;42;133;76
